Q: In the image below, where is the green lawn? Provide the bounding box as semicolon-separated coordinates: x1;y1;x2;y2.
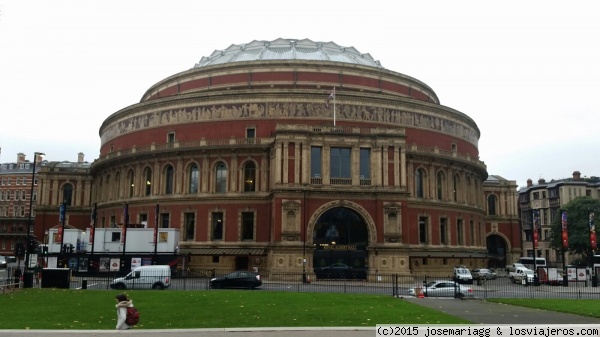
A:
0;289;470;329
488;298;600;319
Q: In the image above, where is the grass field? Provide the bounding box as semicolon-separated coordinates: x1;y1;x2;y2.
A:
0;289;470;329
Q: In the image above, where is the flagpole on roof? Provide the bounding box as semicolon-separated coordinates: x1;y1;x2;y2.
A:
333;87;335;126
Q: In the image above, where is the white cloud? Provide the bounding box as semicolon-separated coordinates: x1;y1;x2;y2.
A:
0;0;598;187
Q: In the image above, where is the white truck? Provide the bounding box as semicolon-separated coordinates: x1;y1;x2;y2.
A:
505;263;525;273
538;267;563;285
509;267;534;284
110;265;172;290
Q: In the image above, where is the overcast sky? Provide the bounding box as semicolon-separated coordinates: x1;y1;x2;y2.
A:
0;0;598;188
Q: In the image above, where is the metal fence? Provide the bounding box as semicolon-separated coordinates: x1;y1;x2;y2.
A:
28;269;600;299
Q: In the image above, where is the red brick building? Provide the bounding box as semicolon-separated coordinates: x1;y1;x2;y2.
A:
22;39;522;277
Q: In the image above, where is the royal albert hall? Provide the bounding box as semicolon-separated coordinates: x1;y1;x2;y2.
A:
90;38;490;278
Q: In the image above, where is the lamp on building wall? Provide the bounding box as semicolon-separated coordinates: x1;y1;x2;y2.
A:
24;152;44;288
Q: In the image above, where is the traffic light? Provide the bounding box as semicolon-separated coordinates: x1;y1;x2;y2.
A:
14;242;25;257
27;237;39;254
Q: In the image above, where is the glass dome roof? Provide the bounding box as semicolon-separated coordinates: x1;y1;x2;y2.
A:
194;38;383;69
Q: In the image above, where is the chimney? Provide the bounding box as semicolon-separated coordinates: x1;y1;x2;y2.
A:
538;178;546;185
527;179;533;187
17;152;26;163
573;171;581;181
78;152;85;163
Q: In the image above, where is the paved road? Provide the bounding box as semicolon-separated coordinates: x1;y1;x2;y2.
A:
404;297;600;324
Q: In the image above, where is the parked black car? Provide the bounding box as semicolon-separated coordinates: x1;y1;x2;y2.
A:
209;270;262;289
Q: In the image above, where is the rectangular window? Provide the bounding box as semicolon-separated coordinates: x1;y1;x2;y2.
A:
310;146;322;178
139;213;148;227
111;232;121;242
212;212;224;240
160;213;170;228
110;215;116;227
167;132;175;144
457;219;464;245
184;212;195;241
359;148;370;180
440;218;448;244
246;128;256;144
241;212;254;240
418;216;428;244
159;232;168;242
330;147;351;178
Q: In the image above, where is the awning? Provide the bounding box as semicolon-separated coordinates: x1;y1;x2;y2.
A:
408;251;490;258
180;248;267;256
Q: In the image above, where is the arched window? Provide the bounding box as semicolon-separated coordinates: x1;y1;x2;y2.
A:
165;165;174;194
453;174;460;202
243;161;256;192
144;167;152;196
415;168;425;198
466;177;472;204
105;174;110;200
436;171;445;200
215;162;227;193
189;163;199;193
98;177;103;201
63;183;73;206
127;170;135;198
488;194;497;216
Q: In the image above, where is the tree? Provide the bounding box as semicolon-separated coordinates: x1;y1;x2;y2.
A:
549;196;600;263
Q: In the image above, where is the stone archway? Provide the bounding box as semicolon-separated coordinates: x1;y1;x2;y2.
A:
307;200;377;246
486;233;509;269
308;201;375;280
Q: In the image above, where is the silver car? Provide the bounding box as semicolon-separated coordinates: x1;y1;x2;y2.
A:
409;280;474;298
472;268;497;280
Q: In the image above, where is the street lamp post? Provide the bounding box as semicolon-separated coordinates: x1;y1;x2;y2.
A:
302;183;308;283
24;152;44;287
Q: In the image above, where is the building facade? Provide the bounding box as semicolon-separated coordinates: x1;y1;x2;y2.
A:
11;39;525;277
518;171;600;266
483;175;520;269
0;153;43;257
87;39;493;277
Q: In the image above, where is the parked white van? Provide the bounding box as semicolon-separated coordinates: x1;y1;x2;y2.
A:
110;265;171;290
453;265;473;284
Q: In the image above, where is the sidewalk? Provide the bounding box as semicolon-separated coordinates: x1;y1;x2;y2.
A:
404;297;600;324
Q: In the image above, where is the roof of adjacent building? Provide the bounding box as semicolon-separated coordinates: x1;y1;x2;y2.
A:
194;38;383;69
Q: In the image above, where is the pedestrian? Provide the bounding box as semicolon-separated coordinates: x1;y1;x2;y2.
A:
115;293;134;330
34;264;42;286
13;267;22;288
